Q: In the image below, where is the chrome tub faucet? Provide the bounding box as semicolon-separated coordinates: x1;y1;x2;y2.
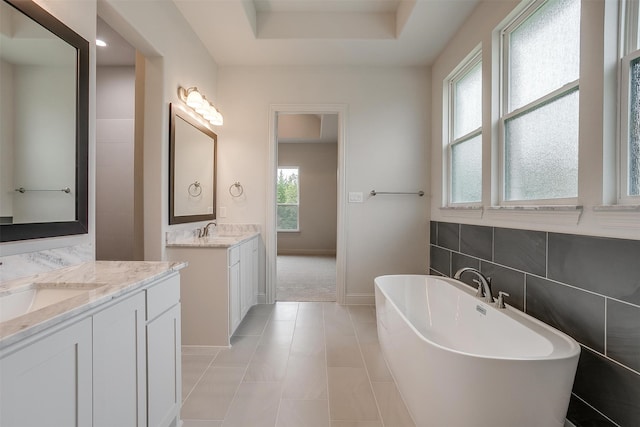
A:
453;267;493;304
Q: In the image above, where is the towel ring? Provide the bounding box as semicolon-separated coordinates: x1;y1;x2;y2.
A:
229;182;244;197
188;181;202;197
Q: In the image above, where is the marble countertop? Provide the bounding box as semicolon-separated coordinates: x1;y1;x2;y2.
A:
165;224;261;248
165;232;259;248
0;260;186;348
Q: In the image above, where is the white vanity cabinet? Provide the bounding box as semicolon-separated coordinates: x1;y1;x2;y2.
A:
0;269;182;427
167;234;260;347
0;318;93;427
146;275;182;427
93;291;146;427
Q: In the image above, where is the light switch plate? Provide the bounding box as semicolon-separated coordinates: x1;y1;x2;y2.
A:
219;206;227;218
348;192;363;203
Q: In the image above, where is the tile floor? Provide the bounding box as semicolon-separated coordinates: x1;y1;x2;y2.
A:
181;302;415;427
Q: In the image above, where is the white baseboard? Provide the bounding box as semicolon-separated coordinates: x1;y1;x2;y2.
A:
345;294;375;305
257;294;267;304
277;249;336;256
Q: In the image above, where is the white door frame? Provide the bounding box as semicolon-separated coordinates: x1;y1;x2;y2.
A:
266;104;348;304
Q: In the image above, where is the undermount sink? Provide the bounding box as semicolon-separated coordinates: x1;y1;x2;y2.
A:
0;282;106;323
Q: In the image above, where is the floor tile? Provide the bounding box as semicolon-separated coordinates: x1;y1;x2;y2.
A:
212;335;260;367
181;367;245;420
371;381;415;426
221;382;283;427
327;367;380;421
360;343;392;382
330;422;383;427
326;332;365;368
234;314;270;336
243;344;290;382
282;354;328;400
180;302;413;427
182;354;216;401
276;399;330;427
182;421;224;427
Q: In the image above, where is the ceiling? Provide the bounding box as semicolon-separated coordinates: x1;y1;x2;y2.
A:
173;0;481;67
96;17;136;66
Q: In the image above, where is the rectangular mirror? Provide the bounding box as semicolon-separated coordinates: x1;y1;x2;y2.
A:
0;0;89;242
169;103;217;225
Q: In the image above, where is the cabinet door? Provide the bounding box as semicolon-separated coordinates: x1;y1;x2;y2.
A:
93;292;146;427
251;238;259;306
147;303;181;427
0;318;92;427
229;260;241;335
240;239;253;319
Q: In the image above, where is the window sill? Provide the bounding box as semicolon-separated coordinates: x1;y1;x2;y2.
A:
439;206;484;219
593;205;640;230
485;205;583;225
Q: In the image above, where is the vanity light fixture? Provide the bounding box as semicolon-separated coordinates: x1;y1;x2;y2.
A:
178;86;223;126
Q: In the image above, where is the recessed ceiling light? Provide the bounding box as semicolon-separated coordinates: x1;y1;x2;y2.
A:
96;39;107;47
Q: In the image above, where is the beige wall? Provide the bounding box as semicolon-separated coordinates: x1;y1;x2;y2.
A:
96;66;135;261
218;66;430;301
277;142;337;255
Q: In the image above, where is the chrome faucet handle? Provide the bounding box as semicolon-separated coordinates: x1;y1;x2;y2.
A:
472;278;484;297
496;291;510;309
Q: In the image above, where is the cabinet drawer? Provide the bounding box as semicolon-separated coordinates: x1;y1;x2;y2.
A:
146;274;180;321
229;246;240;266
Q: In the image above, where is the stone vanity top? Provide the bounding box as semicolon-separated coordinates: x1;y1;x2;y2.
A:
0;260;186;347
165;223;260;248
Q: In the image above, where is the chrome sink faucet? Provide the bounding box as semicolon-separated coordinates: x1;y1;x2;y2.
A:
453;267;493;304
198;221;217;238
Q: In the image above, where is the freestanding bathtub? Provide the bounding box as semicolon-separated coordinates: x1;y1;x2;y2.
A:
374;275;580;427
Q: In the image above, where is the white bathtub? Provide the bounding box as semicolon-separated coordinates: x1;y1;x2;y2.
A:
374;274;580;427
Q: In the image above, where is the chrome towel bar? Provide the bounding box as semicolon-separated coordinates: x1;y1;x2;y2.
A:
370;190;424;197
15;187;71;194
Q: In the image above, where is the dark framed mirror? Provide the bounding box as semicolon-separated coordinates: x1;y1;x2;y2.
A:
0;0;89;242
169;103;217;225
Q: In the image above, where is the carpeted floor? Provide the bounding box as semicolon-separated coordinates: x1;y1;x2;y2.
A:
276;255;336;302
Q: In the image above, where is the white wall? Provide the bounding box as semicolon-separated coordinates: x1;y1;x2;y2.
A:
217;66;430;300
430;0;640;241
99;0;219;261
96;66;135;260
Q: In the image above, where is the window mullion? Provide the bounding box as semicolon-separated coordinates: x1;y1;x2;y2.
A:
451;127;482;147
504;80;579;122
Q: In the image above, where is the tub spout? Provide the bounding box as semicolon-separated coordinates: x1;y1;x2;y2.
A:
453;267;493;304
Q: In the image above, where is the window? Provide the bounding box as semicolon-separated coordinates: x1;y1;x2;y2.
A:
621;0;640;200
447;51;482;204
500;0;581;203
277;167;299;231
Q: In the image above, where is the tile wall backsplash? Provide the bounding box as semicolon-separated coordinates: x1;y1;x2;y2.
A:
429;221;640;427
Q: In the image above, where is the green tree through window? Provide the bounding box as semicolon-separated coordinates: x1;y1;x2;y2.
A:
277;167;299;231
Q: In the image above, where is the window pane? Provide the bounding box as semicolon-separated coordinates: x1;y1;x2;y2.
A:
509;0;580;111
505;90;579;201
454;61;482;139
277;168;298;203
630;57;640;196
451;135;482;203
277;205;298;230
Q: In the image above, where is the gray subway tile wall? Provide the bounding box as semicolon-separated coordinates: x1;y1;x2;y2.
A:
429;221;640;427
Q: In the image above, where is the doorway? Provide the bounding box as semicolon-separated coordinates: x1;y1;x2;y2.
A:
276;114;338;301
266;105;347;304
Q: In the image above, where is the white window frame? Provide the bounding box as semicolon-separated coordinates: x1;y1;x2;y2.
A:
445;48;483;207
276;166;300;232
619;0;640;203
499;0;580;206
